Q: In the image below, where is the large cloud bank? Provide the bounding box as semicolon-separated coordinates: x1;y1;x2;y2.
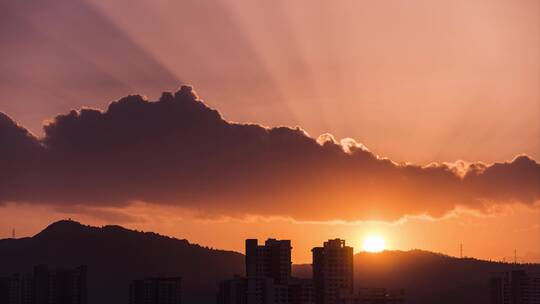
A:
1;86;538;220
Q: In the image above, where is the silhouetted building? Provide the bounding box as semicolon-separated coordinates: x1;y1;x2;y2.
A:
1;274;34;304
338;288;405;304
0;265;86;304
490;270;540;304
245;239;292;304
0;274;19;304
218;276;314;304
312;239;354;304
129;276;182;304
34;265;87;304
218;275;277;304
246;239;292;285
219;239;314;304
218;275;248;304
288;278;315;304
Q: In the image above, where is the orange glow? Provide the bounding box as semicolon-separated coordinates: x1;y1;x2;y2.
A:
0;203;538;263
363;235;385;253
0;0;538;266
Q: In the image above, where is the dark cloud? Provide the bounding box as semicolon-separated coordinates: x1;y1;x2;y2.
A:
0;86;539;220
0;0;179;135
0;113;42;202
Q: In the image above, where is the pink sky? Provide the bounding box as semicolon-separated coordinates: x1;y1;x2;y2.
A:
0;0;538;263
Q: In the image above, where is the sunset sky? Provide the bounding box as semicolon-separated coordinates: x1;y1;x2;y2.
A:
0;0;539;263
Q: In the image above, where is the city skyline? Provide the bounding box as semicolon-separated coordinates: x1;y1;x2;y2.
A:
0;218;536;265
0;219;538;304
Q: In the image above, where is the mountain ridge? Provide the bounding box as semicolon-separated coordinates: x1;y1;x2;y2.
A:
0;220;245;304
1;220;539;304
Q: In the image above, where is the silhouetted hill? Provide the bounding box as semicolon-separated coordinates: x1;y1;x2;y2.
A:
2;221;539;304
293;250;540;304
0;220;244;304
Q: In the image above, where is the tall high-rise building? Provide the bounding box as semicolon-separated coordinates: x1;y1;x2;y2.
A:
245;238;293;304
219;238;297;304
246;239;292;285
129;277;182;304
312;239;354;304
490;270;540;304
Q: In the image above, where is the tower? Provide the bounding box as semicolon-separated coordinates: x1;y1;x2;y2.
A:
244;239;292;304
312;239;354;304
245;238;292;284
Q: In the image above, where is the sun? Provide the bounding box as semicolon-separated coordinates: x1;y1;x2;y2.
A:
363;235;385;253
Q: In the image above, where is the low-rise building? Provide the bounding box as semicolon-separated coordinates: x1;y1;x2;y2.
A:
339;288;405;304
0;265;87;304
129;276;182;304
491;270;540;304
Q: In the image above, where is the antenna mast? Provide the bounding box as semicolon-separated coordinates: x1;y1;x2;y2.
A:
460;243;463;259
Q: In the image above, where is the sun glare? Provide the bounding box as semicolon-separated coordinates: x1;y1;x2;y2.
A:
363;235;385;253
